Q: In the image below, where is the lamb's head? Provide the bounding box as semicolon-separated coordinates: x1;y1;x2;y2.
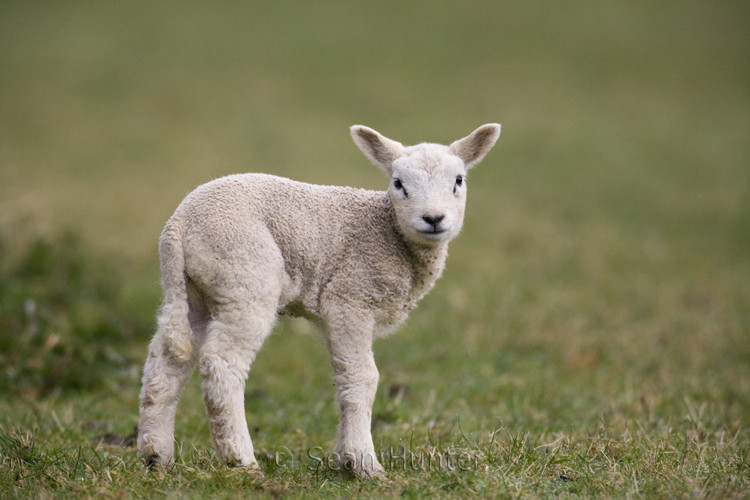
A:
351;124;501;246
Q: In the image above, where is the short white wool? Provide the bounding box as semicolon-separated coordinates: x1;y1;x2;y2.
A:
137;124;501;478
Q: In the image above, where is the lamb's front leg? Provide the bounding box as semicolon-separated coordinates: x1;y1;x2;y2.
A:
326;321;384;478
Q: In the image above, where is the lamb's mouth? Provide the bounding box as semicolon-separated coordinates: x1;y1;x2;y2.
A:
417;229;448;239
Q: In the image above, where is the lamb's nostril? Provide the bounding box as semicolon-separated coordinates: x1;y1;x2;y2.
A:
422;215;445;226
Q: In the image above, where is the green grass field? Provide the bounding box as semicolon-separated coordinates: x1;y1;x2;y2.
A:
1;1;748;498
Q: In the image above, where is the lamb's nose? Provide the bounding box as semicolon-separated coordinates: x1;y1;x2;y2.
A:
422;214;445;226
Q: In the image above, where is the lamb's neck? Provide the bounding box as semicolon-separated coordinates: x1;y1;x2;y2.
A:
380;192;449;302
406;241;449;302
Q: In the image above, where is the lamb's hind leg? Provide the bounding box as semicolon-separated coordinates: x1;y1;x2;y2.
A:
199;295;277;469
138;304;198;468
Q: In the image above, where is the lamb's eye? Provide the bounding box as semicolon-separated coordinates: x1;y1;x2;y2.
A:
453;175;464;195
393;178;408;197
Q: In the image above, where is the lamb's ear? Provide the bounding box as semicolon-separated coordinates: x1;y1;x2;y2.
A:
350;125;405;175
449;123;501;168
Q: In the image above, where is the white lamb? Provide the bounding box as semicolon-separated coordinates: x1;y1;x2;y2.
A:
137;123;501;478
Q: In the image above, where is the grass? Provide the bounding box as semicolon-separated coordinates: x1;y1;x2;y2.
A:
1;0;749;498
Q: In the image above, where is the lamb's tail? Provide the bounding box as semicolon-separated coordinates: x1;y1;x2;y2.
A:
156;220;193;363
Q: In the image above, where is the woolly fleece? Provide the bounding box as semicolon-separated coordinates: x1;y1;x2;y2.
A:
137;124;501;478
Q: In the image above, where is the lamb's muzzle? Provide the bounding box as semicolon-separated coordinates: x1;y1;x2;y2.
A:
137;123;501;479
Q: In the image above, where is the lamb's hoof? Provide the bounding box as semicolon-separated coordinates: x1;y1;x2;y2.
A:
141;453;170;471
357;466;386;480
240;465;265;479
335;454;385;480
227;458;264;477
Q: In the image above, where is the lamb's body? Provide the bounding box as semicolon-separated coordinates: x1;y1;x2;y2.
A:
138;124;500;478
177;174;444;335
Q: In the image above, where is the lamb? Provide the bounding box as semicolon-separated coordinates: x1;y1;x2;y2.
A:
137;123;501;478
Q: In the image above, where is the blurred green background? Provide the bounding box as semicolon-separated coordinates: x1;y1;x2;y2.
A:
0;0;748;479
2;0;746;262
1;1;749;496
